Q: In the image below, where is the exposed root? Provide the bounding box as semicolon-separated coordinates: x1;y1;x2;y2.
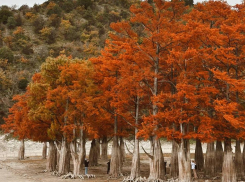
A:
51;170;60;176
60;173;96;179
122;176;178;182
167;178;179;182
61;172;75;179
135;177;147;182
123;176;134;182
85;174;96;178
77;175;84;179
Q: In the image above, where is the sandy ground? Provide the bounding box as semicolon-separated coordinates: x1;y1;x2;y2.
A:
0;135;238;182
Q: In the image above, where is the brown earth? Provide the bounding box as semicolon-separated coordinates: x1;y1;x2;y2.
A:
0;154;223;182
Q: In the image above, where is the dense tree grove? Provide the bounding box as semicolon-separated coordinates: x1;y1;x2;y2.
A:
2;0;245;182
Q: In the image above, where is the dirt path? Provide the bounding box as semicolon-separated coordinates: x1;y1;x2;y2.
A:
0;162;36;182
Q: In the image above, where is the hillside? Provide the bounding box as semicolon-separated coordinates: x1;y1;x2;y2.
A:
0;0;136;124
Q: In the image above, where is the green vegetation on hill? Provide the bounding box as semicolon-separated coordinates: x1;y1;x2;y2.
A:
0;0;136;124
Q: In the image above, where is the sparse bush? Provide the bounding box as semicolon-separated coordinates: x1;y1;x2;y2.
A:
18;78;29;90
21;43;34;55
49;14;61;28
47;4;62;16
120;10;130;19
0;47;14;63
66;27;80;41
15;13;22;26
7;16;17;29
0;7;13;24
40;27;56;44
108;11;121;23
77;0;93;9
32;15;45;34
96;23;105;36
32;4;42;13
61;1;74;13
19;5;30;15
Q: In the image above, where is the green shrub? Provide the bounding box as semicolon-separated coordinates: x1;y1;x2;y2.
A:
65;27;80;41
49;14;61;27
7;16;17;29
15;13;22;26
18;5;29;15
0;7;13;24
61;1;74;13
47;4;62;16
21;43;34;55
32;15;45;34
0;47;14;63
32;4;42;13
77;0;93;9
18;78;29;90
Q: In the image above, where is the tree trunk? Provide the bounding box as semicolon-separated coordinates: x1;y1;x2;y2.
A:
110;135;121;177
195;138;204;171
65;144;70;173
243;141;245;174
70;129;86;177
119;136;126;163
42;142;47;159
46;141;57;172
96;139;100;158
130;95;140;179
215;140;223;173
130;135;140;179
170;140;179;177
205;142;215;178
148;137;164;180
101;136;108;160
235;140;244;179
89;139;98;166
58;138;70;175
222;138;236;182
178;139;191;182
110;114;122;177
18;139;25;160
79;129;86;174
56;141;61;169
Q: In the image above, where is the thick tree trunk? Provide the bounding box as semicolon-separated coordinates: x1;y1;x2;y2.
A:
70;129;86;177
89;139;98;166
101;136;108;160
70;141;80;176
148;138;164;180
215;140;223;173
18;139;25;160
235;140;244;179
110;114;122;177
170;140;179;177
130;95;140;179
195;139;204;171
42;142;47;159
46;141;57;172
222;138;236;182
56;141;61;169
178;139;191;182
119;136;126;163
96;139;100;158
243;141;245;174
110;135;121;177
65;144;70;173
130;136;140;179
58;138;70;175
205;142;215;178
79;129;86;174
